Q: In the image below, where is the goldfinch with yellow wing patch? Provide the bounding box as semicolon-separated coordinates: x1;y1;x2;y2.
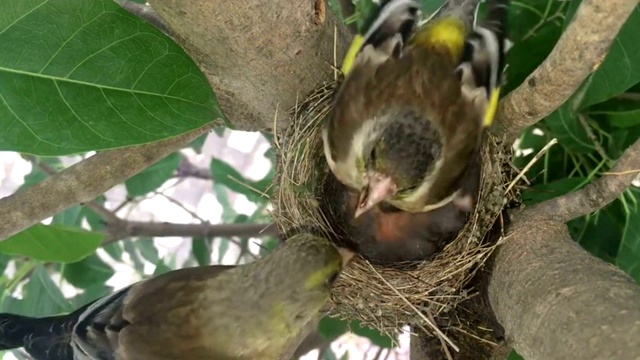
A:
323;0;509;217
0;233;354;360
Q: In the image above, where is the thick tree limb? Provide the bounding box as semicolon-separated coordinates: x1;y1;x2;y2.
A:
148;0;351;131
0;125;214;241
495;0;640;143
530;138;640;223
489;216;640;359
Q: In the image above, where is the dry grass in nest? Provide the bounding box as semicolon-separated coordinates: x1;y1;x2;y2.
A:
272;81;518;347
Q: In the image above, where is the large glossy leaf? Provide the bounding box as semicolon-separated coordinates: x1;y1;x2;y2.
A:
569;199;627;263
543;92;595;154
590;99;640;128
63;253;115;288
5;266;73;316
521;177;588;206
70;284;112;308
125;152;182;197
0;0;222;156
579;6;640;108
617;190;640;282
0;224;103;263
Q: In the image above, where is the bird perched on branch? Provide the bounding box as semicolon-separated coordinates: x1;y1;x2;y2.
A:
323;0;509;218
0;233;354;360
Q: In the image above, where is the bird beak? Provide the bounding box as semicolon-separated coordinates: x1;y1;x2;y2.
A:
338;247;355;265
355;174;397;218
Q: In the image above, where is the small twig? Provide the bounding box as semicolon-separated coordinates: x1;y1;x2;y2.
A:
603;169;640;176
154;191;206;222
337;0;358;34
367;262;460;352
103;221;278;245
578;114;609;161
505;138;558;194
426;312;454;360
227;175;269;199
176;160;212;180
450;326;499;346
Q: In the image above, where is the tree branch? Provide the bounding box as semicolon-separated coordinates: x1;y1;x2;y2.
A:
488;215;640;359
0;125;214;241
102;219;278;245
495;0;639;143
148;0;351;131
529;138;640;222
176;159;212;180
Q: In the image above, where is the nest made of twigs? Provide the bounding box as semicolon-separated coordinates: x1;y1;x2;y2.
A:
272;81;517;342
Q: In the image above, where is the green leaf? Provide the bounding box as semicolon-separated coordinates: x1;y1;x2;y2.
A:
216;238;230;263
508;349;525;360
0;253;12;275
580;6;640;108
52;205;84;227
0;0;222;156
153;259;172;275
544;96;595;154
210;158;272;202
192;237;212;266
213;183;237;223
70;284;112;308
617;191;640;282
0;224;103;263
569;199;626;263
590;98;640;128
72;195;109;232
351;322;394;348
607;125;640;159
123;239;146;273
63;254;115;289
503;25;562;95
521;177;588;206
190;133;209;153
15;266;73;316
103;242;124;261
135;239;160;264
318;316;349;340
125;152;182;196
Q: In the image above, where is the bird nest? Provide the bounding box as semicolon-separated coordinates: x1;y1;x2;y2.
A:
272;81;516;342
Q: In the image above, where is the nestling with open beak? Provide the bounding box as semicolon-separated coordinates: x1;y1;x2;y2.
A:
323;0;509;218
323;150;481;264
0;233;354;360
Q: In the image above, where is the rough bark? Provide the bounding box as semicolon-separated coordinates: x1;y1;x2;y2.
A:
149;0;351;132
489;214;640;359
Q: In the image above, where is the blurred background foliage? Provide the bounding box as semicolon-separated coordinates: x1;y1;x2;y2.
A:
0;0;639;359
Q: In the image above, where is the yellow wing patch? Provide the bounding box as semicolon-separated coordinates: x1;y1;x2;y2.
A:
484;87;501;127
341;35;366;75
